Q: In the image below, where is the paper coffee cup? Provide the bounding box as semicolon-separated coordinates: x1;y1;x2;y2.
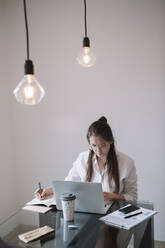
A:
60;193;76;221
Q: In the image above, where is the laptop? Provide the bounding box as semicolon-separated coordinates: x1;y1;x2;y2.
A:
52;180;113;214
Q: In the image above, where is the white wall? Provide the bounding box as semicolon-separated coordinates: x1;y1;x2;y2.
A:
2;0;165;241
0;0;18;230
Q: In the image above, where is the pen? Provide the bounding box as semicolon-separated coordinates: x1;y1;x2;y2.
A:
38;182;42;196
124;211;143;219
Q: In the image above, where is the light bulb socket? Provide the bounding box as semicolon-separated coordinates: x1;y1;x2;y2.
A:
24;60;34;75
83;37;90;47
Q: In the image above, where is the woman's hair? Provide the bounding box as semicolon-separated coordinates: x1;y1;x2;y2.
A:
86;116;119;193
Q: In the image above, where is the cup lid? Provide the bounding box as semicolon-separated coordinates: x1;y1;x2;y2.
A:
60;193;76;201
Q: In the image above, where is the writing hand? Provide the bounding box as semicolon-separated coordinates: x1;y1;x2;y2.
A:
34;188;47;200
34;187;54;200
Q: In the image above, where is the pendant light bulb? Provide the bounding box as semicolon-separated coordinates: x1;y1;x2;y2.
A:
13;0;45;105
77;46;96;68
14;60;45;105
14;72;45;105
77;0;96;67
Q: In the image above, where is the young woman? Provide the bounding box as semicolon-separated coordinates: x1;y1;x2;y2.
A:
35;117;137;202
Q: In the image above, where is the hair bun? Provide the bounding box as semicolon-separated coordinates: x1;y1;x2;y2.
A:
98;116;107;123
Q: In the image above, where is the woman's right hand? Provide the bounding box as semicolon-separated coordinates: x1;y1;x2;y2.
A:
34;187;53;200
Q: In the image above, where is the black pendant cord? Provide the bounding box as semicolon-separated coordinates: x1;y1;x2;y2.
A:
23;0;34;75
84;0;87;37
23;0;30;60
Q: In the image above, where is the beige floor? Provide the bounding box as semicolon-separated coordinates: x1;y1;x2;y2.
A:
155;241;165;248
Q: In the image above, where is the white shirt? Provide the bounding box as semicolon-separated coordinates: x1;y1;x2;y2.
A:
65;150;137;201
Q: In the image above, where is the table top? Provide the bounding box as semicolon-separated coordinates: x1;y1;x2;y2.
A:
0;200;154;248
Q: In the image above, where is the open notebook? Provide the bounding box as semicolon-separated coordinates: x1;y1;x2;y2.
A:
23;196;56;213
26;195;56;207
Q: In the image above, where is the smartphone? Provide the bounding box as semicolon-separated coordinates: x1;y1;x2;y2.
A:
119;205;140;214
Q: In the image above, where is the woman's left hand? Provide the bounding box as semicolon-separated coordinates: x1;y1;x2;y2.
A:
103;192;114;201
103;192;125;201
